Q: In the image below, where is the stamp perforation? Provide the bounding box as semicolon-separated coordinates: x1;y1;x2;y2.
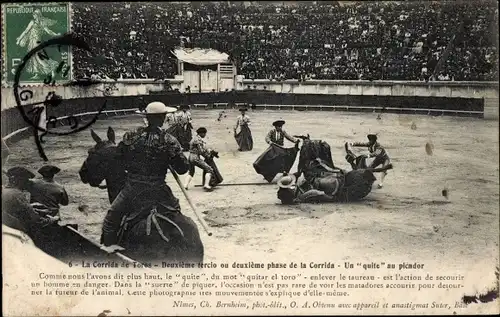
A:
2;4;8;88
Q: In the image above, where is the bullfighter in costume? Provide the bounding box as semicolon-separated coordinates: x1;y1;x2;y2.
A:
184;127;215;191
2;167;59;239
174;104;193;151
351;134;391;188
254;120;300;183
164;109;178;129
100;102;190;252
28;165;69;217
265;120;299;146
234;107;253;151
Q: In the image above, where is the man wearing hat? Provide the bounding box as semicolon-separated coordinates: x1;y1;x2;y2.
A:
234;107;253;151
277;172;341;204
164;108;178;129
176;104;193;128
265;120;299;146
176;105;193;151
100;101;190;249
167;104;192;151
27;165;69;217
2;167;59;237
352;134;391;188
185;127;214;191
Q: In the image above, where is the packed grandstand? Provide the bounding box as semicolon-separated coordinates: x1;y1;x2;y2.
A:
72;1;498;82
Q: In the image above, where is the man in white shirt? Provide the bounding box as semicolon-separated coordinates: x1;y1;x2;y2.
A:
265;120;298;146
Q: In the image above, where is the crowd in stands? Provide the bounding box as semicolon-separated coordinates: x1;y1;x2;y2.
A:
72;1;498;82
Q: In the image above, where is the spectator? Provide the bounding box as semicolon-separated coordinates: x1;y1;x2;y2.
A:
71;1;498;81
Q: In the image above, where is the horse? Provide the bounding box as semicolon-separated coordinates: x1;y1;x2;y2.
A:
292;135;390;201
295;134;336;175
79;127;204;264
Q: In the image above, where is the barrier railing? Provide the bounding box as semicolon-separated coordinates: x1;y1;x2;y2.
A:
2;108;140;144
1;90;485;140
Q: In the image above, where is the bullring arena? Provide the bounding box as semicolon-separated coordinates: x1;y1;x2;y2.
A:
1;1;499;315
4;104;499;272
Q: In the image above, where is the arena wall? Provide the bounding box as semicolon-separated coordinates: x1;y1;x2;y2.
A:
238;79;499;120
1;79;498;140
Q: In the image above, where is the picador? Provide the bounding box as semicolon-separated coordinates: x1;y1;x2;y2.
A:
100;102;190;252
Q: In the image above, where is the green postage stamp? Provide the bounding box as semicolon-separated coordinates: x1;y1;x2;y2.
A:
2;2;72;86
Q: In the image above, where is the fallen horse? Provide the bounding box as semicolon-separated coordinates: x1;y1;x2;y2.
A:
277;136;393;204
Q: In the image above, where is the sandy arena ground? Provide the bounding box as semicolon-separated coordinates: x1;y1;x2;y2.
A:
5;109;500;296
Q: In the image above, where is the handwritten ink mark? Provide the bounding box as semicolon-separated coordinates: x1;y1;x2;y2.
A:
40;116;59;143
47;116;59;129
31;107;47;160
44;91;63;108
55;61;65;74
43;73;56;86
37;49;50;61
62;65;70;77
14;33;106;161
19;89;34;101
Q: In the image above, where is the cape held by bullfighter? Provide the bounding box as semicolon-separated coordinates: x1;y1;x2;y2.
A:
234;107;253;151
253;120;300;183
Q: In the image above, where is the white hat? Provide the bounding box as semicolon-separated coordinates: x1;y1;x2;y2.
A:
145;102;177;115
277;174;297;189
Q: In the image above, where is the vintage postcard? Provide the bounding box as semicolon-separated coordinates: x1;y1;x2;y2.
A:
2;1;499;316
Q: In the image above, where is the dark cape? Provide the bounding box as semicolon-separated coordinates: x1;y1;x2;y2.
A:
234;125;253;151
202;156;223;187
167;124;192;151
253;144;299;182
